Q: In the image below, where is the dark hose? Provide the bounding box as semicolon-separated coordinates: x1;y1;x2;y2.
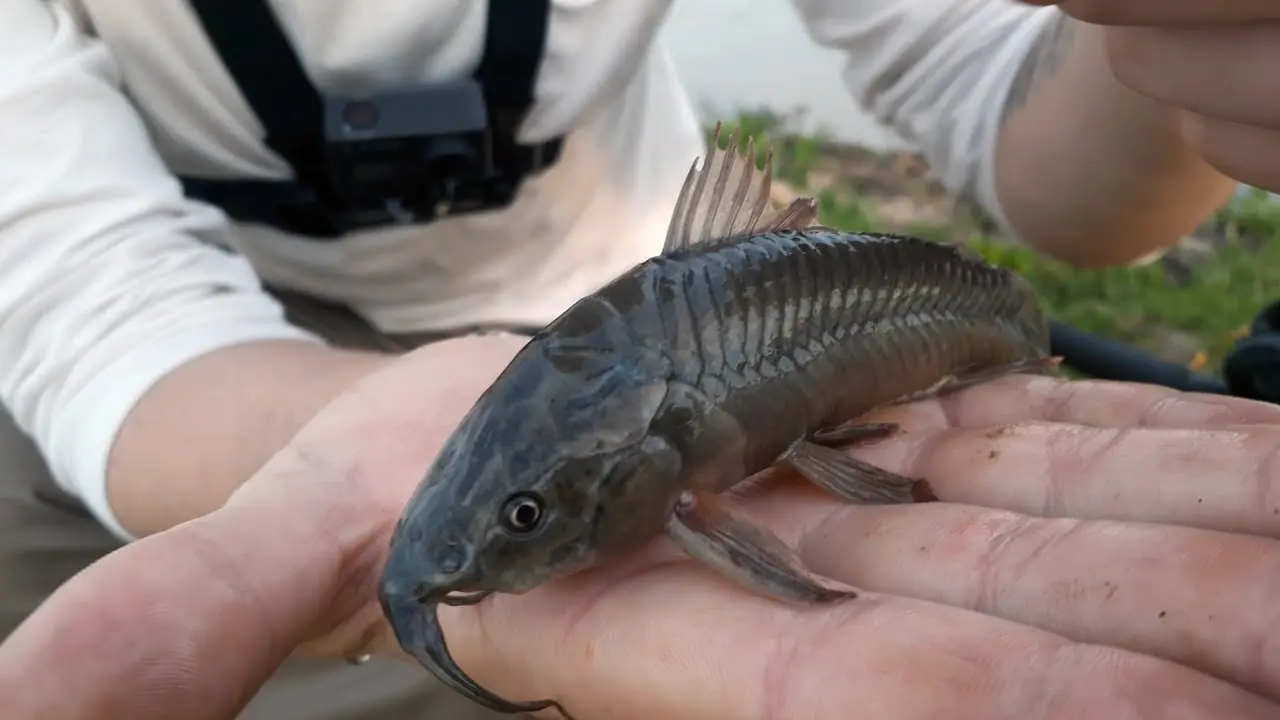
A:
1050;299;1280;406
1048;321;1228;395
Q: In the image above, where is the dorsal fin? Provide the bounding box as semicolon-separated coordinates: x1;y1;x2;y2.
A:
662;121;820;254
759;196;820;232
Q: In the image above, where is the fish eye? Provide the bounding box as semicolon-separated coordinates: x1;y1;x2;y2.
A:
500;492;544;534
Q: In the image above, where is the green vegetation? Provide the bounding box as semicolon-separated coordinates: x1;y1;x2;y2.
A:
711;112;1280;376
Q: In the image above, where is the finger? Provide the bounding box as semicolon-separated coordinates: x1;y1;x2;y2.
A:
845;420;1280;537
1182;112;1280;193
797;502;1280;702
1106;25;1280;129
1028;0;1280;26
436;557;1279;719
862;374;1280;432
0;494;342;718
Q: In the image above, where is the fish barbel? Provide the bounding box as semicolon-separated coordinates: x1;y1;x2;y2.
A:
377;122;1057;716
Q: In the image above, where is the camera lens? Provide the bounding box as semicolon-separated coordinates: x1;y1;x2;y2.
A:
422;135;478;178
341;101;380;131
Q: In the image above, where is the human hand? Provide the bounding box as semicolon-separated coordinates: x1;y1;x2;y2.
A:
0;333;532;718
9;340;1280;719
287;352;1280;716
1020;0;1280;191
422;374;1280;718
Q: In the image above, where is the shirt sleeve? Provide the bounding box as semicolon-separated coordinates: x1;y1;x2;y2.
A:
789;0;1060;235
0;1;325;541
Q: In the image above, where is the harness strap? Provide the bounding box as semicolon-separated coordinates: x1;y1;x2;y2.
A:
182;0;562;238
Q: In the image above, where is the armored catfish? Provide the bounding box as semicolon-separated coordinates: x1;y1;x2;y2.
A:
377;123;1058;716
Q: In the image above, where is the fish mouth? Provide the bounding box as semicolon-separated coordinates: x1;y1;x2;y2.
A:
417;588;494;607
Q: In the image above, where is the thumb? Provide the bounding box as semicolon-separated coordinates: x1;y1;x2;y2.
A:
0;493;342;719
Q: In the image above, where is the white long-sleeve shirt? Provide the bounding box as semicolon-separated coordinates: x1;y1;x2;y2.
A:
0;0;1057;540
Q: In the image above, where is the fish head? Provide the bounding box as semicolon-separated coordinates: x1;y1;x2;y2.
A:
380;336;684;609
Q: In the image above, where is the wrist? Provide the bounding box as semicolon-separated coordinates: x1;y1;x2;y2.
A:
107;340;396;538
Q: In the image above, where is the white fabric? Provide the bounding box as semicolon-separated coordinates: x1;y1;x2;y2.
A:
0;0;1057;539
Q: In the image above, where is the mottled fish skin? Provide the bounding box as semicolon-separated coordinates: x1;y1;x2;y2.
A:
632;227;1051;485
378;121;1055;715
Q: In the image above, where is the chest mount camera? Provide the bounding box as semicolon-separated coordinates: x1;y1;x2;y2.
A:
179;0;563;239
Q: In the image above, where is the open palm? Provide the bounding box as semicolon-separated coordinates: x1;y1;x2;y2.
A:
281;335;1280;719
7;333;1280;719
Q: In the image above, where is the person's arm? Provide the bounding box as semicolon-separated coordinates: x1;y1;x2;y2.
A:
0;1;392;541
990;12;1237;267
789;0;1237;267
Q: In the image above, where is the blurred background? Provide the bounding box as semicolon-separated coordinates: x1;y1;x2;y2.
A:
660;0;1280;383
663;0;906;149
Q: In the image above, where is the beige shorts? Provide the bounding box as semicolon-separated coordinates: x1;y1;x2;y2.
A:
0;289;530;720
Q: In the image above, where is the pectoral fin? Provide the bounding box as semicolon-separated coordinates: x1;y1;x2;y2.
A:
807;421;899;446
892;356;1065;405
666;490;856;605
781;436;936;504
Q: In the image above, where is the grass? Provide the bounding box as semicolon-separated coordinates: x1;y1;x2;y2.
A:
710;112;1280;378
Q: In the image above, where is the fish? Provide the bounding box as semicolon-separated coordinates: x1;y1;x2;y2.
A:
376;122;1058;717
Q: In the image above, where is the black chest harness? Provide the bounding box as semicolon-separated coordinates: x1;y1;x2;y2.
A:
180;0;563;239
176;3;1280;407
